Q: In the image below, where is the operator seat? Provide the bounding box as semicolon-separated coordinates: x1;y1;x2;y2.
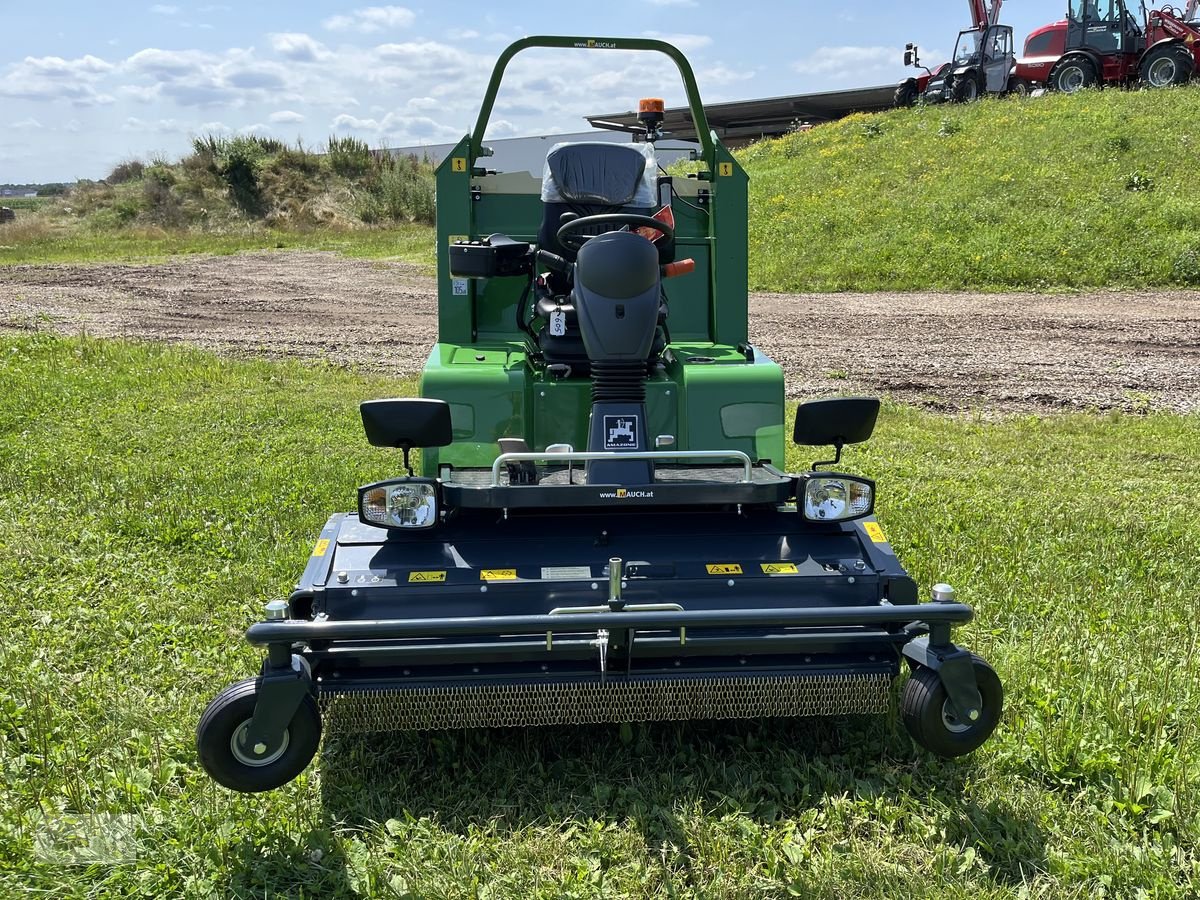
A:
535;142;672;371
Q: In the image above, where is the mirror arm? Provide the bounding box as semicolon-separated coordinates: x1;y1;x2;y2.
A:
812;440;844;472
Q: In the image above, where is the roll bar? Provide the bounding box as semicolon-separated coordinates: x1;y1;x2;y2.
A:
470;35;717;162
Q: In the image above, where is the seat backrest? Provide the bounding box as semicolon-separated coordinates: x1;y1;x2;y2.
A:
538;142;658;258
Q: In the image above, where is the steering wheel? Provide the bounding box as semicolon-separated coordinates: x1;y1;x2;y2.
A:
556;213;675;254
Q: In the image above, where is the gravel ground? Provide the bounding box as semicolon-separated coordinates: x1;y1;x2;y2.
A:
3;251;1198;413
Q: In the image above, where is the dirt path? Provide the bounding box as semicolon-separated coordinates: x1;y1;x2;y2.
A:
2;251;1198;413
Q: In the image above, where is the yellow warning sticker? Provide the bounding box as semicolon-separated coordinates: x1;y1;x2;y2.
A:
863;522;887;543
480;568;517;581
312;539;330;557
706;563;743;575
409;571;447;583
451;157;467;172
761;562;798;575
718;162;733;177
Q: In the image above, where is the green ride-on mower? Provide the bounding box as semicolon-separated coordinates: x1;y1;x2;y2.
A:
196;36;1003;792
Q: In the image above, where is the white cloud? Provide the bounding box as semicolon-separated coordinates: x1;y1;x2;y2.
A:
792;45;896;78
332;113;380;131
122;116;186;133
323;6;415;33
269;109;305;124
641;31;712;53
123;47;296;107
485;119;518;138
331;110;460;143
269;32;332;63
645;0;697;6
149;4;179;13
12;117;43;129
237;123;271;135
64;119;83;133
197;121;233;135
0;54;115;105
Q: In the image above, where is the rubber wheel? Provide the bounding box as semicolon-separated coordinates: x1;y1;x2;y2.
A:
196;677;321;792
1048;56;1097;93
895;80;918;108
1007;76;1031;97
901;655;1003;758
1140;44;1194;88
951;75;979;103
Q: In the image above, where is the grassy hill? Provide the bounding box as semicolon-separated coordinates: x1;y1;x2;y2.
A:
742;85;1200;292
0;136;437;266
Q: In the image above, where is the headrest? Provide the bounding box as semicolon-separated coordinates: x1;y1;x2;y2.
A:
541;142;657;207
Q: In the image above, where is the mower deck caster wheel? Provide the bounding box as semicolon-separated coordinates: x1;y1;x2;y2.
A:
901;655;1002;757
196;677;321;792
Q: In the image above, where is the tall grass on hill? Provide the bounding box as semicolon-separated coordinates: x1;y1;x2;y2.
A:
742;85;1200;291
42;135;436;235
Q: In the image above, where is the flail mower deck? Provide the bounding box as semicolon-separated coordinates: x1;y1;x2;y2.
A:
197;36;1002;792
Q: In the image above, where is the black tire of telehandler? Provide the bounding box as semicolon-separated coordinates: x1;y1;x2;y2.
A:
901;655;1003;758
895;80;919;108
1139;44;1194;88
196;677;321;792
951;75;980;103
1006;76;1031;97
1048;56;1098;93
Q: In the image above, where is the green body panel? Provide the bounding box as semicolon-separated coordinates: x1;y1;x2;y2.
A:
420;341;784;474
420;342;528;472
423;36;781;471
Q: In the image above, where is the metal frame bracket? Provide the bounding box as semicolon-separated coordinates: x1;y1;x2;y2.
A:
242;654;313;754
902;636;983;722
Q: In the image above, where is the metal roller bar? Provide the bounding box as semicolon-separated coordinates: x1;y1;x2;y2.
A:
246;602;973;645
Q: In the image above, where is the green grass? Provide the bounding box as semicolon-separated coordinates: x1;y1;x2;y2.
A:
0;223;436;268
2;334;1198;897
742;85;1200;291
0;197;49;211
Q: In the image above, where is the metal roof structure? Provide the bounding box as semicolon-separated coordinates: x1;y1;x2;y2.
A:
586;84;899;146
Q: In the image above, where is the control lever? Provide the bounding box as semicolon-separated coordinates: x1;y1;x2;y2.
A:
536;249;571;275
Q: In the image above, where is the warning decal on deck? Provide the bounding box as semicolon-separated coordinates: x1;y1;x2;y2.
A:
718;162;733;176
408;571;446;583
706;563;742;575
451;157;467;172
312;539;330;557
480;568;518;581
761;562;798;575
863;522;887;543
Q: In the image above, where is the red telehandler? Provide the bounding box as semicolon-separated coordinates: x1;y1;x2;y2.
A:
898;0;1021;104
1015;0;1200;91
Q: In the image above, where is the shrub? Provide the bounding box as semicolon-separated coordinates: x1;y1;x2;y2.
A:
106;160;145;185
327;135;375;178
1171;245;1200;284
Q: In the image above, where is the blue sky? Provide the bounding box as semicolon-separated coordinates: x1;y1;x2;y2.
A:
0;1;1060;183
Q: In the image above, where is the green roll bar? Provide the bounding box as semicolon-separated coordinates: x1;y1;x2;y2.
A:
469;35;717;162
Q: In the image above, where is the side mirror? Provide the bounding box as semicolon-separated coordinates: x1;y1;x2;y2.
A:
361;398;453;473
904;43;919;67
793;397;880;469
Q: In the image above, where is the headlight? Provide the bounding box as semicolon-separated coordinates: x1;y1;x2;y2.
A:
359;479;438;529
800;474;874;522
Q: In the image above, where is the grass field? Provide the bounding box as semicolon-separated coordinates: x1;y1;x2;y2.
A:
1;333;1197;897
743;86;1200;292
0;222;436;268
